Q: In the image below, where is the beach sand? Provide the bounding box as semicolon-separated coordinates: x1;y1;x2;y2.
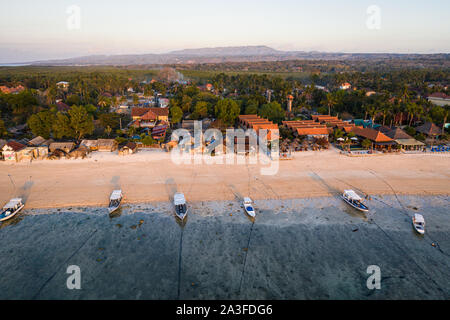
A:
0;149;448;209
0;195;448;299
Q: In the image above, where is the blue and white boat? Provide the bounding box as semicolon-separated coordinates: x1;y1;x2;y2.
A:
108;190;123;214
341;190;369;213
412;214;425;235
174;193;188;220
243;197;255;218
0;198;24;222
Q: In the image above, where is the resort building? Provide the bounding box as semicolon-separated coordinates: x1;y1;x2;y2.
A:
97;139;118;152
1;141;26;161
415;122;442;139
118;142;138;155
0;85;25;94
80;140;99;151
427;92;450;107
238;115;279;142
56;81;69;90
49;142;75;154
282;120;330;140
28;136;53;147
339;82;352;90
131;107;169;128
382;127;425;151
353;127;395;151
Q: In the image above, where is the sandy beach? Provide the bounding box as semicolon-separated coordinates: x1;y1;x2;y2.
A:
0;148;449;209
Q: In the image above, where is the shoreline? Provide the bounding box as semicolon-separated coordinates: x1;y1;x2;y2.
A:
1;149;449;210
13;191;450;211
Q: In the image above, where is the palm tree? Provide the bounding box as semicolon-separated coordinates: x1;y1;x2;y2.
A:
380;103;391;126
323;92;337;116
97;95;109;108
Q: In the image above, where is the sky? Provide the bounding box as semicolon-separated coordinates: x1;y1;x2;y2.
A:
0;0;449;63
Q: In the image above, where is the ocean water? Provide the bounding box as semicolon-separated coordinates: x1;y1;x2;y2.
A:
0;195;448;300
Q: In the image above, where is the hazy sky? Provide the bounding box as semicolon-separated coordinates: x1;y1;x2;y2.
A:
0;0;449;63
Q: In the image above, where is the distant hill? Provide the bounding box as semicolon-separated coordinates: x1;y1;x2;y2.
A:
168;45;282;56
29;45;450;66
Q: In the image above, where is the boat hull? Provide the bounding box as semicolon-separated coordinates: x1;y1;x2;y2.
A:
341;196;369;212
0;204;24;222
108;198;122;214
412;221;425;235
244;206;255;218
175;209;187;220
108;205;120;214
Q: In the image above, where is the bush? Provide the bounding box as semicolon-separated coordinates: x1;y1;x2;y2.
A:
142;135;156;146
361;139;372;149
404;126;416;136
415;133;426;142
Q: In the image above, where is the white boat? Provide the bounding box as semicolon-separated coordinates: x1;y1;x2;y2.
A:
0;198;24;222
108;190;123;214
341;190;369;212
412;214;425;235
243;197;255;218
174;192;188;220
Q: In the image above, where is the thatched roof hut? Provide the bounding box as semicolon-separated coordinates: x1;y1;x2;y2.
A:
49;142;75;153
119;142;137;155
97;139;118;152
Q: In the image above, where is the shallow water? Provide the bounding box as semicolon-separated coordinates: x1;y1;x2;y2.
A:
0;196;449;299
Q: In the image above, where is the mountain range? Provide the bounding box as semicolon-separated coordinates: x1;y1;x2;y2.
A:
30;45;448;66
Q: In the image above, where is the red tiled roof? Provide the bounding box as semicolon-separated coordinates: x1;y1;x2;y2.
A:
132;107;169;118
353;127;393;142
296;127;329;136
428;92;449;99
5;141;26;152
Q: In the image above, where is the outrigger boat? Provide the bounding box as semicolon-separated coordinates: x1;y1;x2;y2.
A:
0;198;24;222
243;197;255;218
108;190;123;214
174;192;188;220
341;190;369;213
412;214;425;235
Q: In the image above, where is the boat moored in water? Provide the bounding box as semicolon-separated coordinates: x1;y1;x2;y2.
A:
243;197;255;218
341;190;369;212
412;214;425;235
174;192;188;220
0;198;24;222
108;190;123;214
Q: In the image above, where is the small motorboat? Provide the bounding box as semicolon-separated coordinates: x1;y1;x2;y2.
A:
0;198;24;222
243;197;255;218
108;190;123;214
412;214;425;235
174;192;188;220
341;190;369;212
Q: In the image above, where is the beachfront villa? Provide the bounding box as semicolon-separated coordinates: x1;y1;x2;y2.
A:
378;127;425;151
1;141;26;161
353;127;396;151
131;107;169;128
415;122;443;140
238;115;279;142
282;120;330;141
